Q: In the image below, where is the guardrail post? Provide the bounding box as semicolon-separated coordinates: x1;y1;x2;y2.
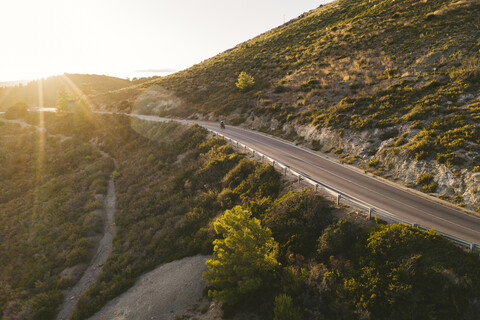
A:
262;155;264;162
252;150;255;157
337;194;341;205
412;223;418;228
244;145;247;152
470;243;474;252
315;184;318;192
368;208;373;220
298;175;301;185
284;167;287;176
272;160;275;168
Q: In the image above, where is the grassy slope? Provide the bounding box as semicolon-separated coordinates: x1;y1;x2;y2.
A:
137;0;480;174
0;116;113;319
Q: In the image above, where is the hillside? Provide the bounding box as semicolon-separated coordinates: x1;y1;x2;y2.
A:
0;74;134;111
101;0;479;210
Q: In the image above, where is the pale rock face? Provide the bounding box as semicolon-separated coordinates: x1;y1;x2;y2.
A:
245;114;479;210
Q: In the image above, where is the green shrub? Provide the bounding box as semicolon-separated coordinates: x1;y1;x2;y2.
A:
437;153;465;166
84;199;102;212
273;294;302;320
423;181;438;193
300;78;319;92
317;219;358;259
383;68;398;79
236;72;255;91
29;290;63;320
367;159;379;168
147;153;155;164
394;137;407;147
416;173;434;185
264;190;332;259
65;247;90;267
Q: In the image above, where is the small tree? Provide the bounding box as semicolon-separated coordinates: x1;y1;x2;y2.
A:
56;86;70;115
203;206;279;306
236;72;255;91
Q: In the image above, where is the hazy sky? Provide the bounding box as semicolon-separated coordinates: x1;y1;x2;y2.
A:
0;0;329;82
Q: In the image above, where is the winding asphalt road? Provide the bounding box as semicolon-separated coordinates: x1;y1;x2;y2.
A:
134;115;480;246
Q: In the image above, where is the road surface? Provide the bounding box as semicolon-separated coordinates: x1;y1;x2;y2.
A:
133;115;480;246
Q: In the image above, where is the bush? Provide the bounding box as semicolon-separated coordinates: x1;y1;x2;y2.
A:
273;294;302;320
65;247;90;267
274;85;288;93
236;72;255;91
317;219;358;259
29;290;63;320
147;153;155;164
4;102;29;120
367;159;379;168
300;78;319;92
423;181;438;193
416;173;434;185
416;173;437;192
84;199;103;212
264;190;332;259
383;68;398;79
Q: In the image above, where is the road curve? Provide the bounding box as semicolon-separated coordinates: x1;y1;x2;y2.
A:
134;115;480;245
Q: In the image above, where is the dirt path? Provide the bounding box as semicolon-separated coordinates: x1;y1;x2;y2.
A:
56;156;118;320
86;255;210;320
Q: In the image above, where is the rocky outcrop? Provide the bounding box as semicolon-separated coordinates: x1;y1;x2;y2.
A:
244;114;479;211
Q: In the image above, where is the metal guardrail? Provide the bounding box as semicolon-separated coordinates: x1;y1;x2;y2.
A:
209;128;479;253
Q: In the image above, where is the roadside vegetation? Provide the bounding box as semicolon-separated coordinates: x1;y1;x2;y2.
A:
204;205;480;319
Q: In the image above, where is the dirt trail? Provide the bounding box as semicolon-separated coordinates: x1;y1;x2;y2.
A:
56;156;118;320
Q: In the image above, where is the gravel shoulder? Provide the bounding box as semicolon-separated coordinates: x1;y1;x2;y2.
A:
87;255;211;320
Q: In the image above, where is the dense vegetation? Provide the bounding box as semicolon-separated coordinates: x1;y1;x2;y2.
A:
1;109;285;319
0;113;113;319
205;203;480;319
57;116;284;319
